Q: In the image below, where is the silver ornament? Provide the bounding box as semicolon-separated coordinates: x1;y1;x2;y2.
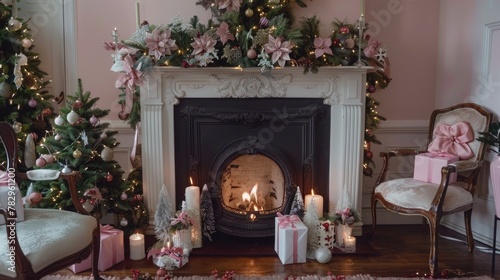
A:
315;247;332;263
61;165;72;174
101;146;114;162
82;200;94;212
21;38;32;48
12;122;22;133
8;18;22;31
54;133;62;141
99;132;108;140
120;217;128;227
66;110;79;124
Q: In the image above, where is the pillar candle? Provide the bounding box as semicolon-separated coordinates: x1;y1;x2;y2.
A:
185;178;202;248
304;190;323;218
185;179;200;211
129;233;145;260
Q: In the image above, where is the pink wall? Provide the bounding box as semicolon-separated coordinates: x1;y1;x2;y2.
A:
365;0;440;121
76;0;440;122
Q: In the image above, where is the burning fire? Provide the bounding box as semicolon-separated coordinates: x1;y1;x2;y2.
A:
241;184;263;211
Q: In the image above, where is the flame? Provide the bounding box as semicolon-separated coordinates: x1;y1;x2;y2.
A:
190;177;193;185
311;189;315;196
241;184;262;211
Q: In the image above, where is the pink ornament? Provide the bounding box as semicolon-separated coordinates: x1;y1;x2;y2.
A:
42;154;55;163
89;115;99;126
28;98;37;108
120;192;128;200
29;192;43;204
73;100;83;109
105;173;113;182
247;49;257;59
156;267;167;277
21;38;32;48
35;157;47;167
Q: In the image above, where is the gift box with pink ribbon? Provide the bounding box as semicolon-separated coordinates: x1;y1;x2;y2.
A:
68;224;124;273
274;213;308;264
413;121;475;184
413;152;459;184
148;245;189;270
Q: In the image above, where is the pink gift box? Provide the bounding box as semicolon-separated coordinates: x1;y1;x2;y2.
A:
68;225;124;273
274;214;308;264
413;152;458;184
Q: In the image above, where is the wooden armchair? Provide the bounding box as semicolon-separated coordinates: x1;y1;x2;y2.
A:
368;103;492;276
0;122;102;280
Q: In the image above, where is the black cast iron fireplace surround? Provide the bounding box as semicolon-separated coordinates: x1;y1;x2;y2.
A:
174;98;330;237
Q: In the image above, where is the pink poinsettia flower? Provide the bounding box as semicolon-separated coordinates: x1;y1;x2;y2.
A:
218;0;242;12
216;22;235;45
363;38;382;58
263;35;294;68
144;28;178;60
191;33;217;56
115;54;143;91
313;37;333;58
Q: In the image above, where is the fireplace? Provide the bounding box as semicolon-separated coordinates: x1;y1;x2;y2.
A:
139;67;368;236
173;98;330;236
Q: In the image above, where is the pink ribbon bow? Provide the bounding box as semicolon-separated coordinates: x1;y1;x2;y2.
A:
277;213;300;228
427;122;474;160
147;246;183;259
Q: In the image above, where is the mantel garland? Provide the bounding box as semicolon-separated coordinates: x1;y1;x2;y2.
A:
105;0;392;176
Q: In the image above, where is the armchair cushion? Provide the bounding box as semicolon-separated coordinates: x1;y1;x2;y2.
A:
375;178;473;212
0;208;98;278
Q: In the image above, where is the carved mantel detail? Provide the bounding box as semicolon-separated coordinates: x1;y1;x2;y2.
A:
140;66;369;234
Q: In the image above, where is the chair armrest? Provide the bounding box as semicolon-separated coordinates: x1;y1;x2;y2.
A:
448;161;481;173
375;149;424;186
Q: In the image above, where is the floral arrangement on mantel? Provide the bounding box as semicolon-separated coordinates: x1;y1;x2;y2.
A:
105;0;391;176
327;207;361;226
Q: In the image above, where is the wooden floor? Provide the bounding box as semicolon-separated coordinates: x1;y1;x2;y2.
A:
56;225;499;279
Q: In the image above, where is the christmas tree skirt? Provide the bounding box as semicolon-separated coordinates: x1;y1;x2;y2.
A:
190;232;377;256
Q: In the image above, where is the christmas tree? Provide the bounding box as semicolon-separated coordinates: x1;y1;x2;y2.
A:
0;1;55;170
32;79;148;234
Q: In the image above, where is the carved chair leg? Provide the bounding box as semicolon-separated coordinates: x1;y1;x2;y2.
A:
464;209;474;252
367;198;378;239
91;225;102;280
428;216;439;277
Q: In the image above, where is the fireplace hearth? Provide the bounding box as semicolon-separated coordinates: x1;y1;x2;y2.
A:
173;98;330;237
139;67;368;236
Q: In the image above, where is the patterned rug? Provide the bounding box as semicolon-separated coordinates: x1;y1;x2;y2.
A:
41;275;495;280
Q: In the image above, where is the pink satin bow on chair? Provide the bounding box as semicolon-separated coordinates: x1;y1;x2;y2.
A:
427;121;474;160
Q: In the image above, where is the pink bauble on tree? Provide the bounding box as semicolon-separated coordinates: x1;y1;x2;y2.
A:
35;157;47;167
29;192;43;204
247;49;257;59
28;98;37;108
89;115;99;126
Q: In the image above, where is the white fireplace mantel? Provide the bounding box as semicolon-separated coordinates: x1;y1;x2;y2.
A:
140;66;368;230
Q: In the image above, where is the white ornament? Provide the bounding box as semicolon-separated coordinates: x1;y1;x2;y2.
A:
21;38;32;48
315;247;332;263
54;133;62;141
101;147;114;162
99;132;108;140
82;200;94;212
12;122;22;133
61;165;72;174
8;18;21;31
66;110;79;124
54;115;64;126
120;217;129;227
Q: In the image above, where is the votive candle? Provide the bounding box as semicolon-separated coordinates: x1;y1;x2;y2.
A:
129;233;145;260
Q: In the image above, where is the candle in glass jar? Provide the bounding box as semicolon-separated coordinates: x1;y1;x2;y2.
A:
304;190;323;218
345;236;356;251
129;233;145;260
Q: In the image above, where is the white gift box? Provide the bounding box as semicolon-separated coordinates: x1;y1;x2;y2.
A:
274;215;308;264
